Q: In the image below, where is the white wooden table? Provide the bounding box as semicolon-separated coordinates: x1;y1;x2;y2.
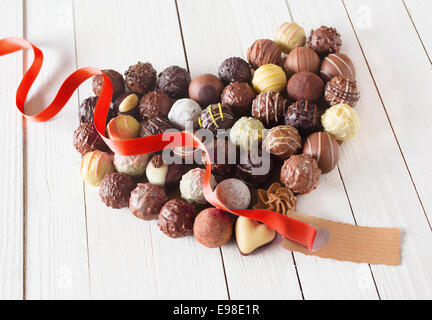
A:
1;0;432;300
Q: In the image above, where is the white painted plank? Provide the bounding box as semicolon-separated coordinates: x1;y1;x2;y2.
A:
289;0;432;299
73;0;228;299
24;0;90;299
0;0;24;300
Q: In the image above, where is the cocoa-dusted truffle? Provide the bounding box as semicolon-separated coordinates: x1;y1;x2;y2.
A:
324;75;360;107
303;132;339;174
99;172;135;209
215;178;251;210
221;82;256;117
138;90;173;120
168;98;202;130
146;154;183;189
202;138;237;176
139;116;173;137
78;96;114;125
158;199;195;238
284;100;321;136
280;154;321;194
247;39;282;69
129;183;167;221
188;74;224;107
193;208;233;248
199;103;235;135
307;26;342;58
218;57;252;84
262;125;302;160
284;47;321;75
92;69;125;101
73;123;107;156
236;149;273;186
124;62;157;95
157;65;191;99
287;71;324;102
251;91;288;127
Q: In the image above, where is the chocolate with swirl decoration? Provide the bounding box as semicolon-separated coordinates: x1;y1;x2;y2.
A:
199;103;235;135
303;131;339;174
263;125;302;160
251;91;287;127
324;75;360;107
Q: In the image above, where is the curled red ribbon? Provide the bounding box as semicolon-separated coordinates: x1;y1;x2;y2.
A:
0;37;317;250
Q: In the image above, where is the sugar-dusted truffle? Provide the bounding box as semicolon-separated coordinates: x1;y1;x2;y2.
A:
168;98;202;130
193;208;233;248
287;71;324;102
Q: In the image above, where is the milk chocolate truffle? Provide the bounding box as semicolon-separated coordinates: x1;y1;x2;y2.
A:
274;22;306;53
215;178;251;210
247;39;282;69
92;69;125;101
303;132;339;173
252;64;287;93
168;98;202;130
202;138;237;176
138;90;173;119
251;91;288;127
199;103;235;135
158;199;195;238
263;125;302;160
73;123;108;156
287;71;324;102
106;115;140;140
280;154;321;194
236;149;273;186
129;183;167;221
113;154;150;177
230;117;266;150
221;82;256;116
116;93;139;118
320;53;356;81
99;172;135;209
157;65;191;99
146;154;183;189
80;150;114;186
284;47;321;75
180;168;217;205
124;62;157;95
284;100;321;136
139;116;173;137
189;74;224;107
307;26;342;58
218;57;252;84
324;75;360;107
79;96;114;125
193;208;233;248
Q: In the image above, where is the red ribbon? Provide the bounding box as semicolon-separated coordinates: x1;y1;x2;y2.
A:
0;37;317;250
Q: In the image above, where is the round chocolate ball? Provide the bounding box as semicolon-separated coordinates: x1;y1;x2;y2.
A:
324;75;360;107
158;199;195;238
92;69;125;101
303;132;339;174
274;22;306;54
218;57;252;84
263;125;302;160
284;47;321;75
193;208;233;248
99;172;135;209
157;65;191;99
287;71;324;102
236;148;273;186
81;150;114;186
252;64;287;93
139;116;173;137
188;74;224;107
73;122;108;156
247;39;282;69
284;100;321;136
79;96;114;125
280;154;321;194
202;138;237;176
215;178;251;210
113;154;149;177
251;91;288;127
180;168;217;205
230;117;266;151
124;62;157;95
168;98;202;130
221;82;256;117
138;90;173;120
199;104;235;135
129;183;167;221
320;53;356;82
307;26;342;58
146;154;183;189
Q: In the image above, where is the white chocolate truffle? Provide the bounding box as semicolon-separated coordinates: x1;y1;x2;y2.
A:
168;98;202;130
229;116;266;150
180;168;217;205
113;154;149;176
215;178;251;210
321;103;360;140
145;154;183;188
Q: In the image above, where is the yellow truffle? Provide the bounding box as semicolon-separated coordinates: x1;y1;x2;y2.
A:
229;117;266;150
321;104;360;141
274;22;306;53
252;64;287;93
80;150;115;186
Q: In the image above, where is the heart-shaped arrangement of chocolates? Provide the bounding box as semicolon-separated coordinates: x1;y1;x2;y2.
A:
75;22;361;255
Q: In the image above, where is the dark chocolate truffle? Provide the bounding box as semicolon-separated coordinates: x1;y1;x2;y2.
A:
202;138;237;176
307;26;342;58
157;65;191;99
99;172;135;209
284;47;321;75
287;71;324;102
280;154;321;194
284;100;321;136
247;39;282;69
138;90;173;120
303;132;339;174
188;74;224;106
218;57;252;84
221;82;256;117
73;122;108;156
124;62;157;95
158;199;195;238
236;148;273;186
262;125;302;160
139;116;173;137
92;69;125;101
79;96;114;125
199;103;235;135
129;183;167;221
320;53;356;82
251;91;288;127
324;75;360;107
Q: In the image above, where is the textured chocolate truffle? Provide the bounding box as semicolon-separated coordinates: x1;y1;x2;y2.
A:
79;96;114;125
73;123;107;156
168;98;202;130
324;75;360;107
199;103;235;135
218;57;252;84
157;65;191;99
188;74;224;107
146;154;184;189
247;39;282;69
138;90;173;120
280;154;321;194
230;117;266;150
139;116;173;137
284;100;321;136
251;91;288;127
263;125;302;160
99;172;135;209
124;62;157;95
193;208;233;248
92;69;125;101
202;138;237;176
180;168;217;205
284;47;321;75
236;149;273;186
158;199;195;238
320;53;356;82
307;26;342;58
303;132;339;174
287;71;324;102
221;82;256;116
129;183;167;221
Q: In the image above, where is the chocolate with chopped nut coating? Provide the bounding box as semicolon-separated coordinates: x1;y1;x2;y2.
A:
124;62;157;95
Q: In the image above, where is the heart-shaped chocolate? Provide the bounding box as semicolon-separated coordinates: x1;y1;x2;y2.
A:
235;216;276;255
